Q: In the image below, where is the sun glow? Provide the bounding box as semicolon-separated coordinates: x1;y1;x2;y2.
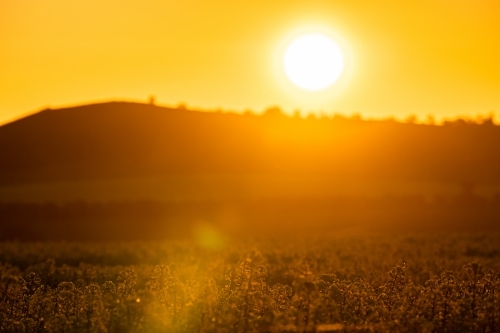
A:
283;33;345;91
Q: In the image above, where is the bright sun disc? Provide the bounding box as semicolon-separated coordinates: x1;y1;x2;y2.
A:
283;33;344;91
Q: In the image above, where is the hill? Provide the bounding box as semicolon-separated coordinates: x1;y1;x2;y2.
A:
1;101;500;240
1;101;499;194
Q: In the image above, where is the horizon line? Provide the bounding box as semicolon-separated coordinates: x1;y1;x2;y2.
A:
1;98;498;127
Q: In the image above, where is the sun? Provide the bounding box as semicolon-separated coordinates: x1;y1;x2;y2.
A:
283;33;345;91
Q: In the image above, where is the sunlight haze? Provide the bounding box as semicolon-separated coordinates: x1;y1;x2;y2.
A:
1;0;499;124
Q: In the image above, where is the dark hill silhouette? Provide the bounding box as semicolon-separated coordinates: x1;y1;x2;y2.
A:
2;101;500;240
0;102;266;185
1;101;499;190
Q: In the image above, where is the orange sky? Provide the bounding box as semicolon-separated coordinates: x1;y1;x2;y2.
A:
1;0;499;125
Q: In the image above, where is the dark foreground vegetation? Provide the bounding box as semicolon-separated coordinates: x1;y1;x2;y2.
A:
1;234;500;332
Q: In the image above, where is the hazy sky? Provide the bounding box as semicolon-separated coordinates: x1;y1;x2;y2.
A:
1;0;499;125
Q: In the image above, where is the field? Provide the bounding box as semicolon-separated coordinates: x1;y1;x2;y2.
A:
1;233;500;332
